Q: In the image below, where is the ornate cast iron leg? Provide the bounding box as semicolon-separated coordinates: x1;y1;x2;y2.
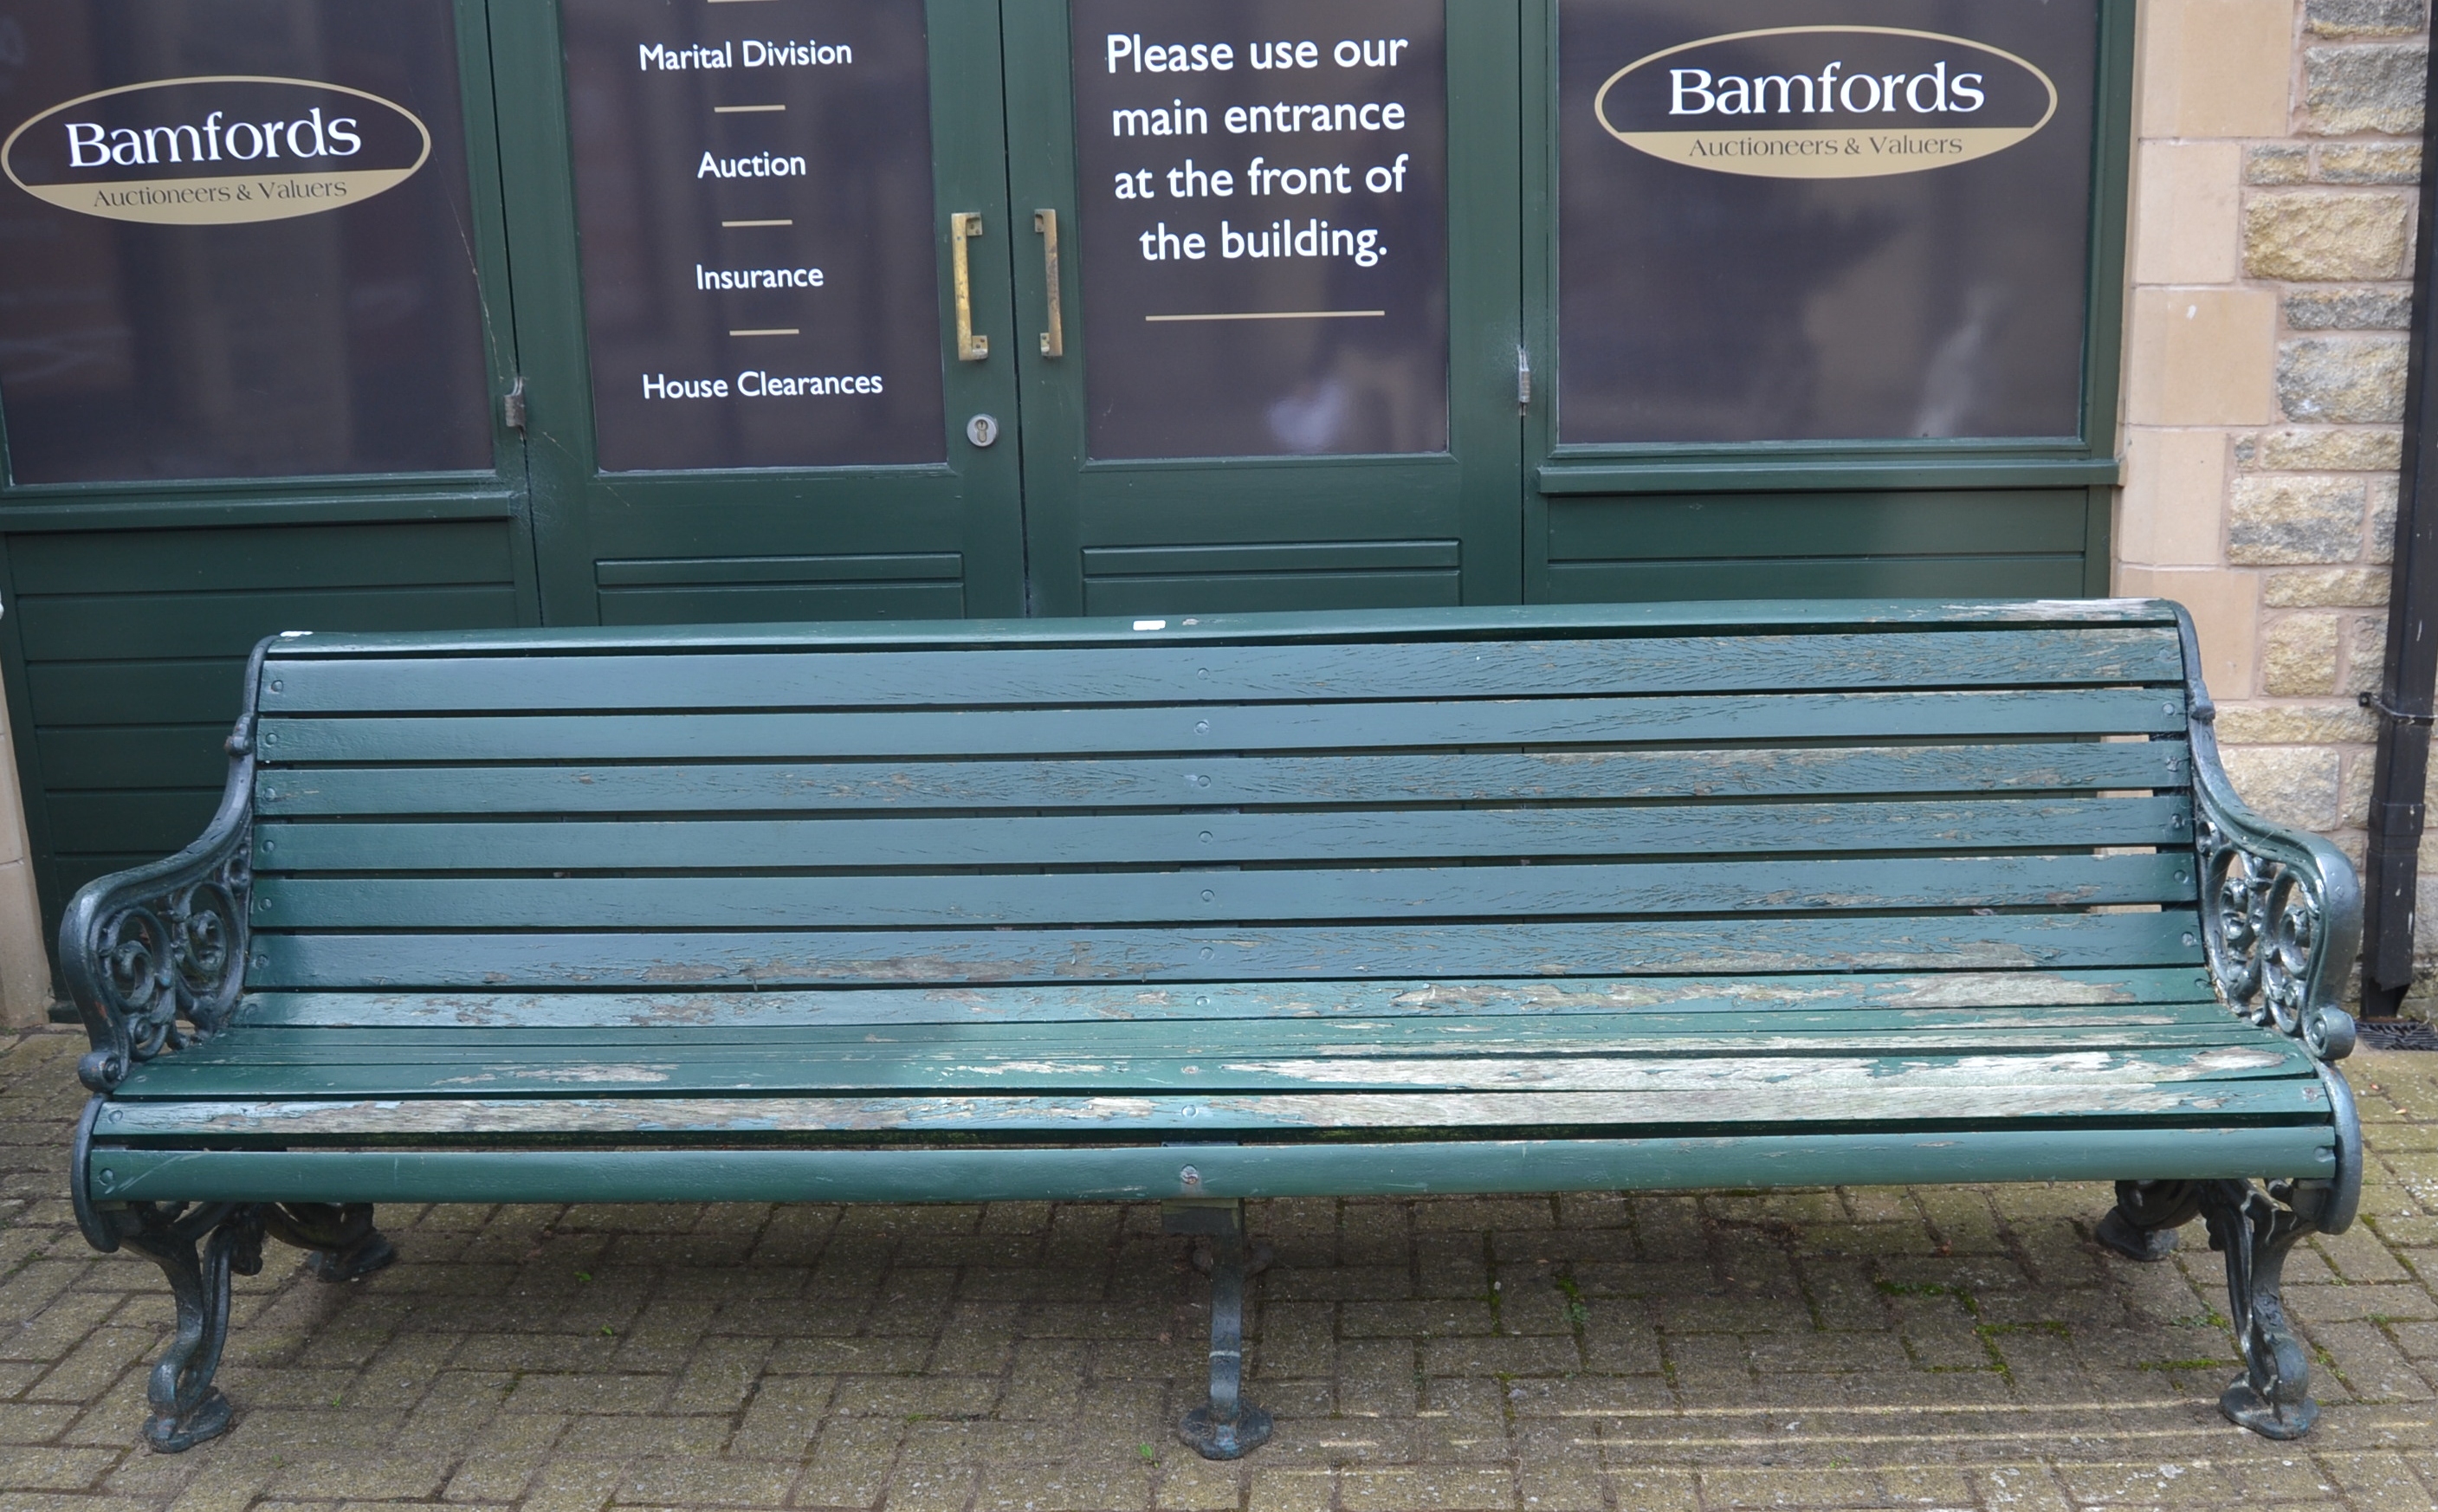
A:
97;1203;394;1451
262;1203;397;1283
109;1203;263;1451
2098;1173;2345;1438
1166;1199;1272;1459
2097;1179;2204;1263
78;1105;400;1451
2201;1178;2326;1438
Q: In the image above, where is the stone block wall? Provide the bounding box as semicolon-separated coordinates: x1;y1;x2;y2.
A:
2118;0;2434;1005
0;670;52;1029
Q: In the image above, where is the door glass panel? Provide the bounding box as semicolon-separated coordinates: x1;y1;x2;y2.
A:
1556;0;2097;444
0;0;490;485
1068;0;1447;460
561;0;945;472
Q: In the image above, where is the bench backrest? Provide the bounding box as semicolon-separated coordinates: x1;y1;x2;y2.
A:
240;601;2201;996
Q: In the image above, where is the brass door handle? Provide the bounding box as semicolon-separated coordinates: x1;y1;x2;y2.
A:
950;211;987;361
1034;209;1063;358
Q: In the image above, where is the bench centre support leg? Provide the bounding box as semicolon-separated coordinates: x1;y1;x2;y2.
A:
1166;1198;1272;1459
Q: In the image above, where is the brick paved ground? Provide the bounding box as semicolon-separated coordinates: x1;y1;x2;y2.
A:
4;1025;2437;1511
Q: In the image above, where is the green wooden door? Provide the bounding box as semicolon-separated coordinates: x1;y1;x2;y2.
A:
491;0;1028;624
1000;1;1524;615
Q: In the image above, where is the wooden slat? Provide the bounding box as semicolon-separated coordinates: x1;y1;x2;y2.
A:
93;1080;2326;1137
254;600;2179;666
254;797;2191;873
247;913;2204;990
256;627;2186;714
254;688;2186;765
114;1041;2304;1101
159;1016;2285;1073
77;1129;2343;1207
254;742;2196;817
192;998;2260;1048
234;968;2223;1028
249;853;2191;930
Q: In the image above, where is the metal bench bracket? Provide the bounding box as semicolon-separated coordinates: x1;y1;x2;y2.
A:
1163;1198;1272;1459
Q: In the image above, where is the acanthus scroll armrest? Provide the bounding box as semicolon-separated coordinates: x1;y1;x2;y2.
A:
2173;610;2364;1063
61;645;268;1093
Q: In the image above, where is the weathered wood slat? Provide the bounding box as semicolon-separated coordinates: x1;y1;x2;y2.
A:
233;969;2222;1028
256;627;2186;714
254;798;2190;873
247;913;2206;990
253;687;2186;765
200;1026;2261;1067
146;1026;2302;1095
249;853;2191;930
178;1006;2266;1063
116;1039;2306;1100
93;1078;2327;1138
255;743;2195;817
120;1050;2306;1102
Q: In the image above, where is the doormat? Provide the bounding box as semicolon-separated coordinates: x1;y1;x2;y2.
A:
2359;1018;2438;1051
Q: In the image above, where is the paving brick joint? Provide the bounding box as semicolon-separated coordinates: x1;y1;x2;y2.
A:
4;1027;2437;1510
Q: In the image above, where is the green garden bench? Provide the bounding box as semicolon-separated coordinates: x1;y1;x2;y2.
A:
62;599;2362;1456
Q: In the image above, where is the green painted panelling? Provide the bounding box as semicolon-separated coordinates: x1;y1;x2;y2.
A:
1549;494;2089;559
14;585;521;661
84;1128;2338;1206
1082;541;1463;575
3;519;532;938
595;554;963;586
1536;462;2120;495
37;727;236;792
5;521;518;594
49;792;228;856
23;660;251;727
579;500;974;561
1547;557;2092;604
597;582;964;626
1082;570;1463;617
255;740;2195;817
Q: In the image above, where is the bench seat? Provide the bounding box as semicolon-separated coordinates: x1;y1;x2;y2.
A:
61;599;2364;1456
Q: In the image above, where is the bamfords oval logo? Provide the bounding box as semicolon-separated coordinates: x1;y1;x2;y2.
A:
1594;26;2055;179
3;75;430;224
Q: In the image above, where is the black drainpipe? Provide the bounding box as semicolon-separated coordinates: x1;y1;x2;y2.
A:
2354;38;2438;1018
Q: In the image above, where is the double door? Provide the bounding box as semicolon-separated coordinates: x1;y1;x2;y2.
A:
496;0;1523;624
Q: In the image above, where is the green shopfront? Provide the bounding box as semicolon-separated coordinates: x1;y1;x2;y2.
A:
0;0;2132;937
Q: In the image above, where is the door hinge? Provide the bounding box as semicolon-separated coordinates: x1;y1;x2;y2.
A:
502;377;527;433
1516;346;1531;412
